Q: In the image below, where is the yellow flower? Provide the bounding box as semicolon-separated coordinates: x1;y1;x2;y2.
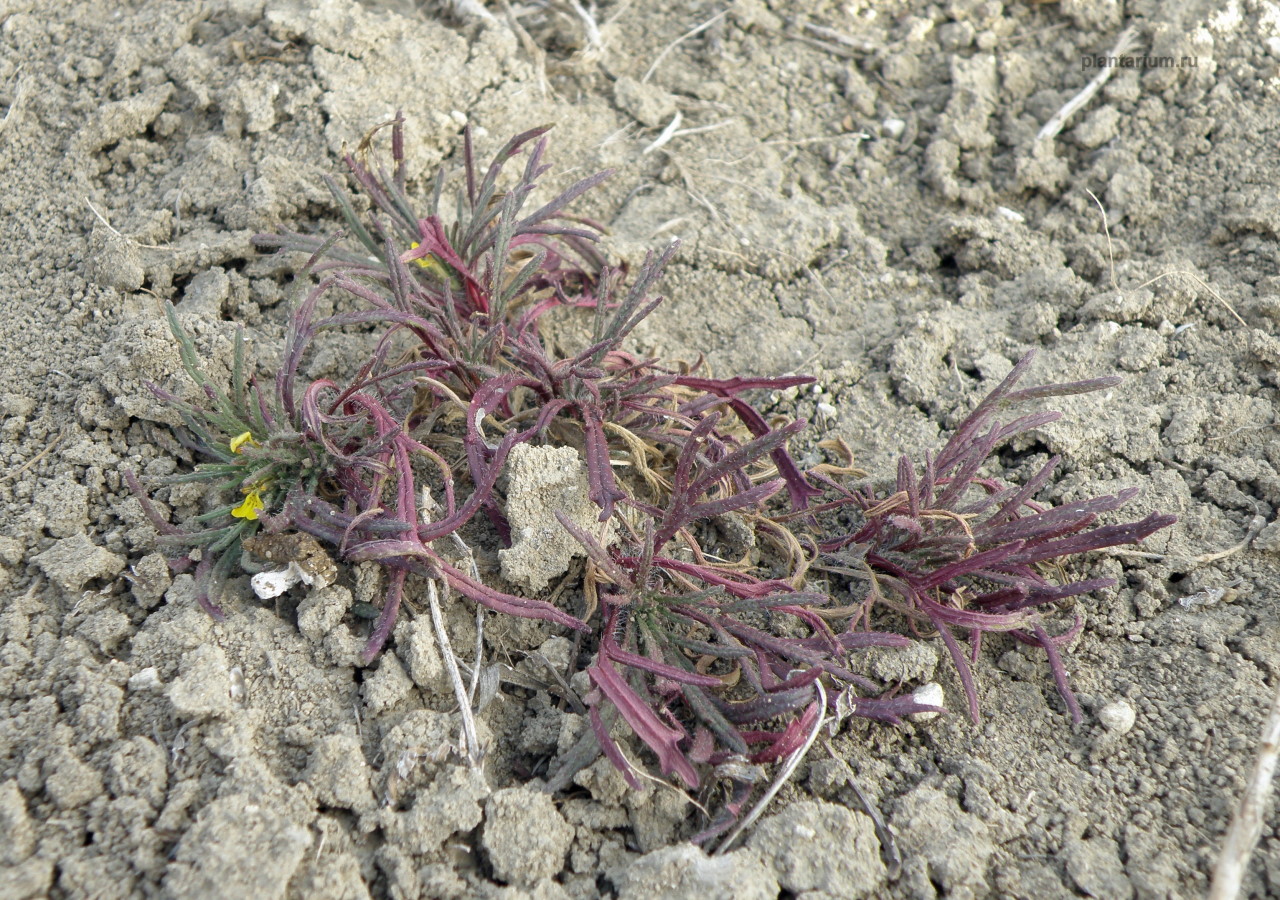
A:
231;488;265;521
408;242;448;278
230;432;259;454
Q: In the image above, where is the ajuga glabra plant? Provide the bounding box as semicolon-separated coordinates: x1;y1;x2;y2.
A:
133;115;1176;838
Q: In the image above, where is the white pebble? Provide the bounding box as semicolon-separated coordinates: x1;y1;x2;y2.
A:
1098;700;1136;735
816;402;838;421
882;118;906;139
128;667;162;692
909;682;945;721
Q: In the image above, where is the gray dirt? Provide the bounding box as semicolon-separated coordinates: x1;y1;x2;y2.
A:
3;0;1280;897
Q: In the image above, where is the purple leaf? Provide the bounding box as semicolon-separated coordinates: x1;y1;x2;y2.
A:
589;657;699;788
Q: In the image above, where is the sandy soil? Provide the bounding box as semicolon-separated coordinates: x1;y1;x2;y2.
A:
3;0;1280;897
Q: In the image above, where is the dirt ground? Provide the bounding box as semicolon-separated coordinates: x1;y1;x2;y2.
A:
3;0;1280;897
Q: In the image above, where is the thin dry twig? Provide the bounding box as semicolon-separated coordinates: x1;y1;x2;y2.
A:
1136;269;1247;328
1209;678;1280;900
2;427;68;484
85;198;174;251
0;69;27;139
1085;188;1246;328
614;744;712;817
1038;26;1139;141
1112;507;1265;568
498;0;548;96
818;740;902;881
1208;422;1280;443
1084;188;1118;291
799;21;875;53
642;112;683;155
449;0;496;22
642;8;728;83
567;0;603;56
713;681;827;855
426;578;484;766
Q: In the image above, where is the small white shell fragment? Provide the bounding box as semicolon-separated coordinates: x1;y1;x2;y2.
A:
229;666;246;705
128;666;162;692
882;117;906;139
995;206;1025;223
1098;700;1136;735
816;401;838;421
909;682;945;721
251;562;313;599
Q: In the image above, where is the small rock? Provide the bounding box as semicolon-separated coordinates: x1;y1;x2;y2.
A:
1065;835;1134;900
1060;0;1122;29
499;444;616;593
613;76;678;128
389;765;489;856
0;857;53;900
321;623;364;668
106;737;168;810
860;641;939;685
361;653;413;717
729;0;782;32
396;617;447;696
90;229;145;293
304;734;376;814
749;800;887;897
162;794;311;899
127;552;172;608
0;535;24;567
1097;700;1136;735
177;267;230;319
910;682;945;721
168;645;234;718
615;844;777;900
33;475;90;539
32;532;126;593
0;780;35;865
1071;106;1120;149
128;667;163;692
228;78;280;134
43;747;105;811
483;785;575;887
75;608;132;654
77;84;173;154
296;584;351;643
1253;520;1280;554
892;786;994;896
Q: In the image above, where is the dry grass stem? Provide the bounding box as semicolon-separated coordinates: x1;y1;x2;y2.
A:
1209;678;1280;900
1038;26;1139;141
713;682;828;855
642;9;728;83
427;578;484;766
642;112;683;155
